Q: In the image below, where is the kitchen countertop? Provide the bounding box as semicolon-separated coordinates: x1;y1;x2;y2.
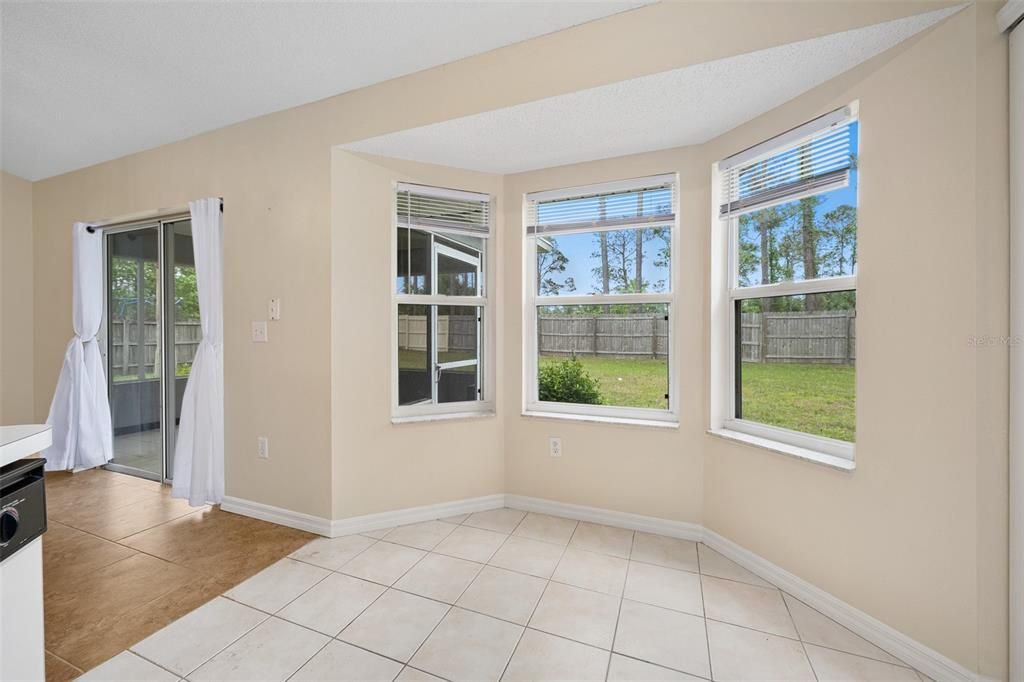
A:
0;425;51;468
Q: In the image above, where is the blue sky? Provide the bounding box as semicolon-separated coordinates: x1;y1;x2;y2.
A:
538;121;859;295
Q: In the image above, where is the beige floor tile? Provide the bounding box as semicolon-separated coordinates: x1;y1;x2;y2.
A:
702;575;797;638
569;522;634;559
189;616;329;682
130;596;267;677
465;508;527;534
529;581;620;649
291;640;404;682
410;607;523;682
339;589;449;662
489;536;565;578
77;651;178;682
613;600;710;678
631;533;699;573
607;654;704;681
513;513;579;545
339;541;427;586
396;667;446;681
503;628;609;681
384;520;458;551
706;619;814;682
697;545;772;588
289;534;376;570
395;553;483;603
435;525;509;563
783;594;902;665
552;548;628;596
278;572;386;636
225;558;330;613
456;565;548;625
804;644;919;681
439;513;470;524
624;561;703;615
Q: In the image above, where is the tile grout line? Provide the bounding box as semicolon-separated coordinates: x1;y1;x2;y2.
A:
781;590;820;682
499;513;578;682
603;529;635;682
696;545;714;682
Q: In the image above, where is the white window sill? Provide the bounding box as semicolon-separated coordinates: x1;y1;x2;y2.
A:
522;410;679;429
706;427;855;472
392;411;496;425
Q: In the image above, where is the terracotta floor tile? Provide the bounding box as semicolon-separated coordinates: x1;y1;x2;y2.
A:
123;507;315;583
45;652;82;682
43;522;137;591
46;553;194;665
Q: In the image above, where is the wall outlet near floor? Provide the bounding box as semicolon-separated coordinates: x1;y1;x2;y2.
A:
549;437;562;457
251;320;268;343
257;436;269;459
268;298;281;321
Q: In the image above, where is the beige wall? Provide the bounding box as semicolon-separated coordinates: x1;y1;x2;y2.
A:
697;5;1007;677
503;4;1007;676
0;171;35;424
330;152;505;519
18;1;1005;674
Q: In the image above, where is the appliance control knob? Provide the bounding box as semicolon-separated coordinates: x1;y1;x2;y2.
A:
0;507;19;544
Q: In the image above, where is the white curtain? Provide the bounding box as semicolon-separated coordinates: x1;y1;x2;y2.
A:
42;223;114;471
172;198;225;505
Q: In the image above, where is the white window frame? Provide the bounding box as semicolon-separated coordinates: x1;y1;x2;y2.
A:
522;174;680;426
391;182;494;422
710;108;858;466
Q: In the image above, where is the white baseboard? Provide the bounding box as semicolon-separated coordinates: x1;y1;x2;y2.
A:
221;496;333;536
701;529;983;682
505;494;703;542
329;494;505;537
222;492;986;682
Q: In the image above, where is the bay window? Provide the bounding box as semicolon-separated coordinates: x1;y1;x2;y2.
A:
713;105;859;464
523;175;678;424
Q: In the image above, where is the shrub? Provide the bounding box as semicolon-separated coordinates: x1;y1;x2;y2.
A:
538;356;603;405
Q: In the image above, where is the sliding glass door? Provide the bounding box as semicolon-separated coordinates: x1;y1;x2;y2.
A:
103;218;199;482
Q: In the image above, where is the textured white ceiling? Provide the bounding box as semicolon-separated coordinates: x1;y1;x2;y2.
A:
0;1;645;181
343;6;961;174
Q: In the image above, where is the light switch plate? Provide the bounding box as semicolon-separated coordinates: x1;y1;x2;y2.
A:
268;298;281;321
251;320;268;343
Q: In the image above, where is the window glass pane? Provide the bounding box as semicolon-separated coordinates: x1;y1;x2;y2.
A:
436;234;483;296
537;303;668;409
735;291;855;441
535;228;670;296
736;124;858;287
397;228;431;294
437;305;479;403
397;304;432;405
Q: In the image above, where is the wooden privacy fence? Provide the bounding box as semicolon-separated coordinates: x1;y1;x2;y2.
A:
398;314;478;352
740;310;856;364
110;320;201;377
539;315;670;358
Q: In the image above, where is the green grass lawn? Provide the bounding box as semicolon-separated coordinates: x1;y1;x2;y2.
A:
537;354;855;441
539;354;668;409
739;361;855;442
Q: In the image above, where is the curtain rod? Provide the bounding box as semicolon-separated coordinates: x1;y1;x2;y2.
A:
85;197;222;233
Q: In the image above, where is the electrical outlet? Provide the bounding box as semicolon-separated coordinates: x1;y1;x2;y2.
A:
251;320;268;343
268;298;281;321
549;437;562;457
257;436;269;459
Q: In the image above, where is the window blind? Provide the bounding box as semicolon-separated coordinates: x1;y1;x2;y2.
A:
719;109;855;219
396;183;491;235
526;174;676;235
